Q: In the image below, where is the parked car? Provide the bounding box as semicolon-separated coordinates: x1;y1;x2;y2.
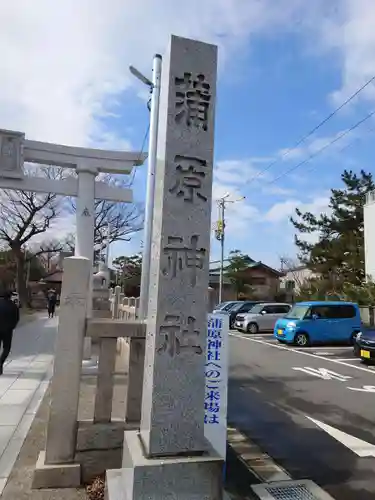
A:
217;301;264;329
212;301;238;314
274;301;361;347
235;303;291;333
354;327;375;363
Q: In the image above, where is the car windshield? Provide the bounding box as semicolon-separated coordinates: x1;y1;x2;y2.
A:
215;302;230;310
221;302;236;311
362;327;375;338
228;302;244;312
245;303;264;314
285;305;310;320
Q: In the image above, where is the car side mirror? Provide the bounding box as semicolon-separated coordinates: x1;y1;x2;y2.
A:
261;310;266;315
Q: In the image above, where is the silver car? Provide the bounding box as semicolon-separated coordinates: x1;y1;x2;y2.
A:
235;303;291;334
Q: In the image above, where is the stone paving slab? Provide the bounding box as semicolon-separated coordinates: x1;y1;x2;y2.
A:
0;314;56;496
0;384;87;500
0;359;53;495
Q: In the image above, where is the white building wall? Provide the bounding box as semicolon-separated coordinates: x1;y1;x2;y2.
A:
280;267;314;293
364;191;375;280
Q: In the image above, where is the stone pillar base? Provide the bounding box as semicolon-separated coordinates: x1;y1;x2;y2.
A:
32;451;81;489
75;420;139;484
105;430;223;500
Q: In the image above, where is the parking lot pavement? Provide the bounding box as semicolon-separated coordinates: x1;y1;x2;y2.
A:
228;331;375;500
229;330;372;365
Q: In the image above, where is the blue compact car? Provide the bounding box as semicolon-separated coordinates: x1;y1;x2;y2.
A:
274;301;361;347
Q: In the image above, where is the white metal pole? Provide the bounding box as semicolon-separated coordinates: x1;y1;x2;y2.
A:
219;200;225;304
139;54;162;319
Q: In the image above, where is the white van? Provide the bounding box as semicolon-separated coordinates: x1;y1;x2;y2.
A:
235;302;291;334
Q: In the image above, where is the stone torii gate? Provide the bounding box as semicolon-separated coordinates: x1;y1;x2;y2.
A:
0;127;147;297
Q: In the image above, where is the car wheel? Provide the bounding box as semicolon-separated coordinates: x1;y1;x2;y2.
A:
247;323;259;334
294;332;309;347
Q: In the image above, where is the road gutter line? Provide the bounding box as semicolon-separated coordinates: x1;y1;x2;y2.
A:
227;426;291;483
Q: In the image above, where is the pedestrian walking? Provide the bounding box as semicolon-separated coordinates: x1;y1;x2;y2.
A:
0;290;20;376
47;289;57;318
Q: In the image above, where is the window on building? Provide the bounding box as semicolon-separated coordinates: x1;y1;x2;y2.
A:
285;280;295;291
249;277;266;286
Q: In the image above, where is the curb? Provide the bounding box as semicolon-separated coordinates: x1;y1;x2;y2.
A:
227;426;291;484
227;426;336;500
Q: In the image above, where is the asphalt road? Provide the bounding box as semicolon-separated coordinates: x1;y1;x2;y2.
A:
228;331;375;500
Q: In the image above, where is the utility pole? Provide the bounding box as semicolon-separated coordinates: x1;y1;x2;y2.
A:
216;198;226;304
215;194;245;304
130;55;162;319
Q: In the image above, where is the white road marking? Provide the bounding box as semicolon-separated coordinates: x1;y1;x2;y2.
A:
293;367;352;381
229;333;375;376
347;385;375;393
306;345;350;351
306;416;375;457
337;358;359;362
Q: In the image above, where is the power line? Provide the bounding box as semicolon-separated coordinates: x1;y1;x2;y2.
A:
264;108;375;186
301;122;375;178
243;73;375;187
128;123;150;186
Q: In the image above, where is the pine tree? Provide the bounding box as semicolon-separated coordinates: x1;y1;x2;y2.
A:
225;250;255;298
290;169;375;289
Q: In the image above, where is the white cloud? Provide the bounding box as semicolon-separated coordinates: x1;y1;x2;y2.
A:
264;185;295;196
276;129;358;164
214;158;270;187
319;0;375;106
0;0;331;148
264;194;330;223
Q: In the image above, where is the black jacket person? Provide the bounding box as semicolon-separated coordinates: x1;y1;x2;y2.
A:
0;291;20;375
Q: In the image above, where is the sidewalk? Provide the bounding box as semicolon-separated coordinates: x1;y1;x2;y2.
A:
0;314;56;496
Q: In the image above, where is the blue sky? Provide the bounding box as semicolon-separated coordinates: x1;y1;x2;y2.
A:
1;0;375;270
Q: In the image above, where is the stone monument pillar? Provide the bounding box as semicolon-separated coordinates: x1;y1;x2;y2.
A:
106;34;223;500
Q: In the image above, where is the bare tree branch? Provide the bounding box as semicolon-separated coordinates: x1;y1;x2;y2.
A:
279;255;312;291
0;165;66;300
